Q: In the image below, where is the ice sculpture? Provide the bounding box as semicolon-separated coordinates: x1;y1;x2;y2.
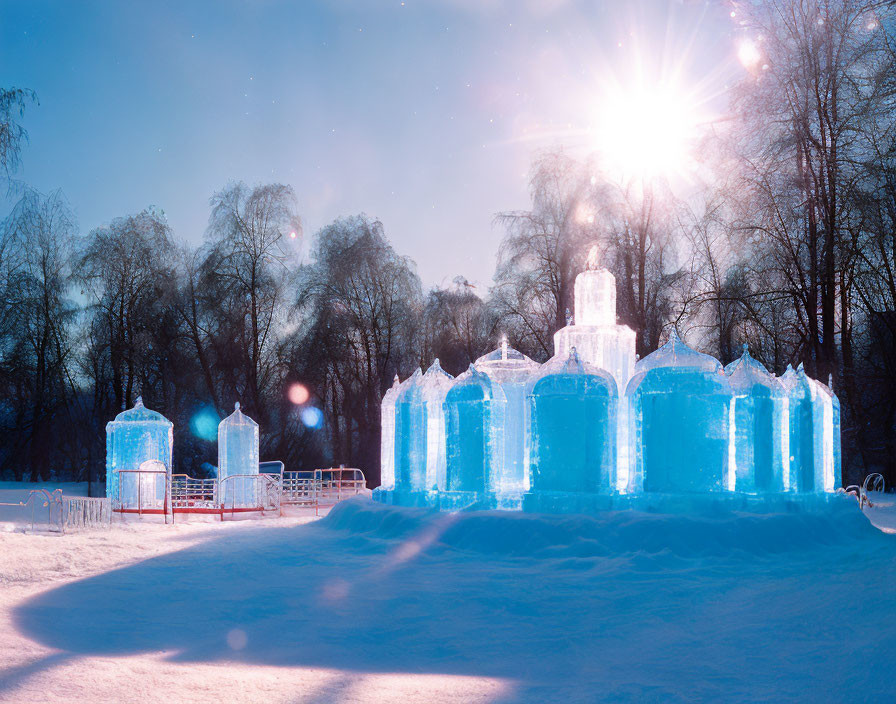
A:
526;348;617;493
627;331;733;493
379;374;401;490
553;246;636;489
218;402;259;508
444;364;506;494
725;346;787;492
473;338;539;498
375;248;842;513
105;396;173;509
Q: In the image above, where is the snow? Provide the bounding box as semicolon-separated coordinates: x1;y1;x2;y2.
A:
1;491;895;703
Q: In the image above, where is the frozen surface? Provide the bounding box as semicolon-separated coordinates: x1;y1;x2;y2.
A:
218;402;259;508
1;494;895;703
105;397;172;509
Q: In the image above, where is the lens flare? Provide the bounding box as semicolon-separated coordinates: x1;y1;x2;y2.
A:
287;383;310;405
301;406;324;428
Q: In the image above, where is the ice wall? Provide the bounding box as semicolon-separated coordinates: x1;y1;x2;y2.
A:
526;348;617;493
725;347;787;492
218;402;259;508
627;332;732;493
779;365;817;492
379;375;401;490
444;364;506;493
105;396;173;508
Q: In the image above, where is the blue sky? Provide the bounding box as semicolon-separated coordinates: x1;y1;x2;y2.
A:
1;0;736;287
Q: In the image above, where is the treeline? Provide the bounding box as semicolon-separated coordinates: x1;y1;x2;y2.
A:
1;0;895;488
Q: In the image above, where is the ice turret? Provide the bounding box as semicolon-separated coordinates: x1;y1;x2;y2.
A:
105;396;173;509
379;374;401;490
626;331;733;493
526;348;617;493
218;402;259;508
726;346;787;492
444;364;506;494
473;338;539;499
420;359;455;491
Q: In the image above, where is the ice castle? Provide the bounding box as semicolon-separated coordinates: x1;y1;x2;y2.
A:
374;248;841;511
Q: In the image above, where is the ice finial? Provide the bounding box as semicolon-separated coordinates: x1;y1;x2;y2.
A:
797;362;805;373
235;401;241;411
742;343;749;356
393;373;400;386
501;334;508;360
135;396;144;407
828;373;834;391
586;244;600;270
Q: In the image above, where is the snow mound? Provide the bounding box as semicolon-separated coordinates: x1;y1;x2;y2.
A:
322;495;883;560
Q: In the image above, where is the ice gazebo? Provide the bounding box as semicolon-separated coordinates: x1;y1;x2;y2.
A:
106;396;173;512
375;247;841;512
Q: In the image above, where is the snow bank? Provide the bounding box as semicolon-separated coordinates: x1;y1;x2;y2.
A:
322;494;883;559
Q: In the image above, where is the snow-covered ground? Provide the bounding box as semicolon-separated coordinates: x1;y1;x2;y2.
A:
0;489;895;703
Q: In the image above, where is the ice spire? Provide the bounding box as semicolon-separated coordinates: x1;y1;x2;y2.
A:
501;334;508;361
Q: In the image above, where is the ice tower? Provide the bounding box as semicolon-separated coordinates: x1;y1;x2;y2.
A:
106;396;173;509
218;402;260;508
553;247;636;488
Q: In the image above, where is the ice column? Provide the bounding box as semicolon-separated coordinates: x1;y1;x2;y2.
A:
474;339;539;497
421;359;455;491
105;396;173;509
394;369;425;492
218;402;259;508
379;375;401;490
725;346;786;492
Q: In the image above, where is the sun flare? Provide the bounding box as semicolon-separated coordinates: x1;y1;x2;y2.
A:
590;78;702;182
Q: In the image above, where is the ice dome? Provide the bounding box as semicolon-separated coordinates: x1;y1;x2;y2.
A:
474;338;540;498
725;346;787;492
105;396;173;509
218;402;260;508
379;374;402;491
444;364;507;494
626;331;732;493
526;348;617;493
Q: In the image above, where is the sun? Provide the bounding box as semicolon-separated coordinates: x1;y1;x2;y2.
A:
590;77;702;183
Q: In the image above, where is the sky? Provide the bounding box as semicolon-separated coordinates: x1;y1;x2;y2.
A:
1;0;740;288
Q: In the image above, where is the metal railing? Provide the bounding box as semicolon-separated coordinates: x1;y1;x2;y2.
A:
171;474;218;509
315;467;367;506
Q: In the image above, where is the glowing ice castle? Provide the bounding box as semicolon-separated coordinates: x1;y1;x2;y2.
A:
374;248;841;511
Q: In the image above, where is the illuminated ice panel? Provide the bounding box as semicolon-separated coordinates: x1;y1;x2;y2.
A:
420;359;455;491
444;365;506;493
627;332;732;493
526;349;617;493
395;369;425;491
